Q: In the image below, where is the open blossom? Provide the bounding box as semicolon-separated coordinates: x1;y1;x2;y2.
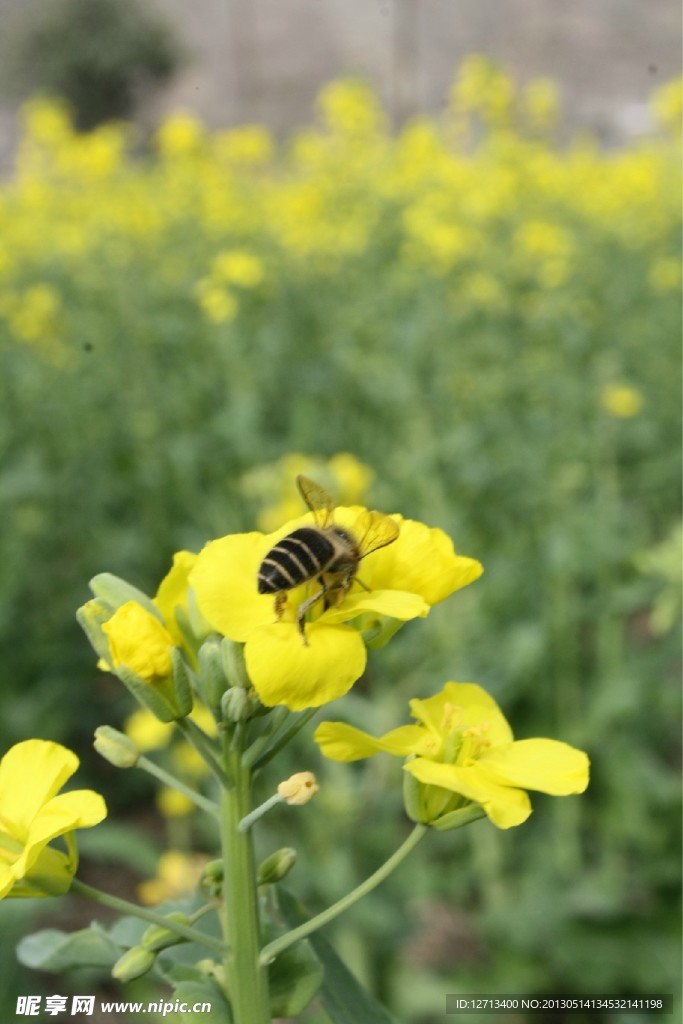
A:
0;740;106;898
189;505;482;711
315;682;589;829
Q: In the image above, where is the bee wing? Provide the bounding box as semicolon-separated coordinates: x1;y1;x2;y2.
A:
297;475;335;528
357;510;400;559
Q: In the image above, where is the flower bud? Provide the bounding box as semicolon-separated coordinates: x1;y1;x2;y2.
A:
402;765;429;824
200;858;224;897
256;847;297;885
97;602;193;722
112;945;156;981
221;639;251;689
140;912;192;952
277;772;319;806
76;598;114;666
89;572;158;615
221;685;257;723
103;602;173;681
93;726;139;768
197;636;229;716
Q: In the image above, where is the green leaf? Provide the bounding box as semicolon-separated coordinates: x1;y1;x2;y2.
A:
267;933;323;1017
17;923;121;971
172;979;232;1023
277;888;399;1024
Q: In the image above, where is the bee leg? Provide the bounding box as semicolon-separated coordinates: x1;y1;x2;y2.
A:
273;592;287;620
296;585;326;646
354;576;371;593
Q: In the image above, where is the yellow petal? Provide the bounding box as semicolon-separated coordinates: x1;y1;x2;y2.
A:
0;740;79;836
245;621;366;710
190;532;277;640
410;682;514;747
322;588;429;625
362;517;483;606
102;602;174;680
478;739;590;795
314;722;426;761
14;790;107;879
405;758;532;828
154;550;197;644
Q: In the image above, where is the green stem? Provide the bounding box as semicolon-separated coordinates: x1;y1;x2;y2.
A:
70;878;225;956
249;708;318;771
260;823;428;966
138;755;220;819
242;706;290;769
238;793;284;833
176;718;232;790
221;740;271;1024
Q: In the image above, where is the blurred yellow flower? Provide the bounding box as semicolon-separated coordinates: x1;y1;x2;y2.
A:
243;453;375;533
523;78;560;129
156;787;194;819
648;258;681;293
211;250;264;288
651;77;682;134
213;125;274;165
124;708;174;752
195;280;238;324
600;383;644;419
138;850;208;905
156;113;205;158
318;79;384;136
9;284;61;344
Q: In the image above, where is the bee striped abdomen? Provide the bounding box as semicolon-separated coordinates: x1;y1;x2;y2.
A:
257;528;333;594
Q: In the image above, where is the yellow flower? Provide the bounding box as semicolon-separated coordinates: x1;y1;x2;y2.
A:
0;740;106;898
190;507;482;710
103;602;174;681
315;682;589;830
600;383;644;418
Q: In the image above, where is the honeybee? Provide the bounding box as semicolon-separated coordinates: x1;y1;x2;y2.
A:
257;475;399;644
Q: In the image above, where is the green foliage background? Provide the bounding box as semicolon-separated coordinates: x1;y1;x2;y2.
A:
0;65;681;1022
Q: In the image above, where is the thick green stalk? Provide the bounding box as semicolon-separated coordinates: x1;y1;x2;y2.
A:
221;741;271;1024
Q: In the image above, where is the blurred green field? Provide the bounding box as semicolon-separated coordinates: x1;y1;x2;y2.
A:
0;60;681;1022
